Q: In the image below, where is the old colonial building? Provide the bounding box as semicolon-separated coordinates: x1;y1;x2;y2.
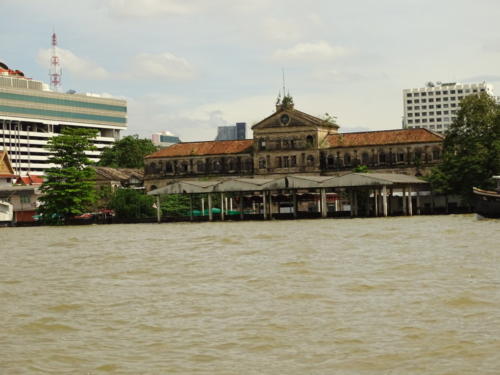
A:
144;96;444;190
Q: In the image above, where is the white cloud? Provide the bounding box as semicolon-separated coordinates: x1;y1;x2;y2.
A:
37;48;109;80
104;0;196;17
130;52;196;81
262;17;305;42
311;68;365;83
185;95;275;126
272;41;350;62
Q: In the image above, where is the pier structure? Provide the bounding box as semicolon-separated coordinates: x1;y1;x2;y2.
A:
148;173;428;222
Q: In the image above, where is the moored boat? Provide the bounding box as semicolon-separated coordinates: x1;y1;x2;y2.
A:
473;176;500;218
0;199;13;226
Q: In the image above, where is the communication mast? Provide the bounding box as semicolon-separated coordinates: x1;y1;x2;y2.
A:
49;32;62;91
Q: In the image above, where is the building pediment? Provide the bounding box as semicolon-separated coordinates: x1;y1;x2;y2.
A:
252;107;339;132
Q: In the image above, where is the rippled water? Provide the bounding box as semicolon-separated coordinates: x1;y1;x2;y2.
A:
1;215;499;374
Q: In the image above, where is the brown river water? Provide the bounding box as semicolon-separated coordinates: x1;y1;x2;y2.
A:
1;214;499;374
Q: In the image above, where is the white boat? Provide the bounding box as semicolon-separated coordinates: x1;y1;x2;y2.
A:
0;200;13;225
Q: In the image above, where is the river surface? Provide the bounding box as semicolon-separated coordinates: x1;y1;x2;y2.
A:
1;215;499;374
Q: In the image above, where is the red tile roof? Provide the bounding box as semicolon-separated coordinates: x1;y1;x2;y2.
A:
146;140;254;159
17;175;44;185
326;128;443;148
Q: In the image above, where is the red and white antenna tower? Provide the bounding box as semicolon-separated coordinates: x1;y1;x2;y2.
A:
49;32;62;91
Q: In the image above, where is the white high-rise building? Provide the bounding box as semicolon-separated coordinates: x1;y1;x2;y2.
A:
402;82;495;133
151;131;181;148
0;61;127;176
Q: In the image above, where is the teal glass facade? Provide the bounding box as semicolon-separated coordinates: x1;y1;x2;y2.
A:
0;105;126;124
0;92;126;112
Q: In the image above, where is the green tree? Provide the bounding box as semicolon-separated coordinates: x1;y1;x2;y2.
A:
429;93;500;201
98;135;157;168
110;188;156;219
38;127;98;223
160;194;191;217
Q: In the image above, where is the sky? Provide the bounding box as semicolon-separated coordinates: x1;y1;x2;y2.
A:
2;0;500;141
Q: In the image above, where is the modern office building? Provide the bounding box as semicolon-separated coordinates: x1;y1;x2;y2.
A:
151;131;181;148
215;122;246;141
0;61;127;175
402;81;495;132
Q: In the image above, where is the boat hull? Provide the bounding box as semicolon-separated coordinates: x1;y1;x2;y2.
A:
473;188;500;218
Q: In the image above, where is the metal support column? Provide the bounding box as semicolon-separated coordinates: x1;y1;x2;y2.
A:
156;195;161;223
350;190;354;218
239;193;244;220
262;191;267;220
320;188;327;218
408;186;413;216
382;185;388;217
292;190;297;219
268;191;273;219
189;194;193;221
220;193;225;221
208;194;213;221
353;190;358;217
402;187;407;215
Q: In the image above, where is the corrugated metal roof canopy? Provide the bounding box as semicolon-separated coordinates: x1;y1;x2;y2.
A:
147;173;428;195
149;180;219;195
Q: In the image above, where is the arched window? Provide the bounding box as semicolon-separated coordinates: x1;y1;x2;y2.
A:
227;158;235;171
432;147;441;161
344;153;351;165
212;159;222;172
165;162;173;173
244;158;253;170
327;155;334;167
178;161;188;173
258;158;266;169
379;152;387;164
306;135;314;147
196;160;205;172
414;148;423;162
307;155;314;166
259;138;266;150
361;152;370;164
397;149;405;163
275;156;282;168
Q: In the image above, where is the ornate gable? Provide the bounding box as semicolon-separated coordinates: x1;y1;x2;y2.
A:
0;150;16;177
252;95;339;132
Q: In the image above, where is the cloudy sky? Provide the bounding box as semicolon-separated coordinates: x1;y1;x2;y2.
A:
2;0;500;141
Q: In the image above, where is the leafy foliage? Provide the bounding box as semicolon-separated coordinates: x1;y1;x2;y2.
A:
98;135;157;168
429;93;500;201
110;188;155;219
160;194;191;217
322;112;338;126
38;127;98;223
353;165;368;173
